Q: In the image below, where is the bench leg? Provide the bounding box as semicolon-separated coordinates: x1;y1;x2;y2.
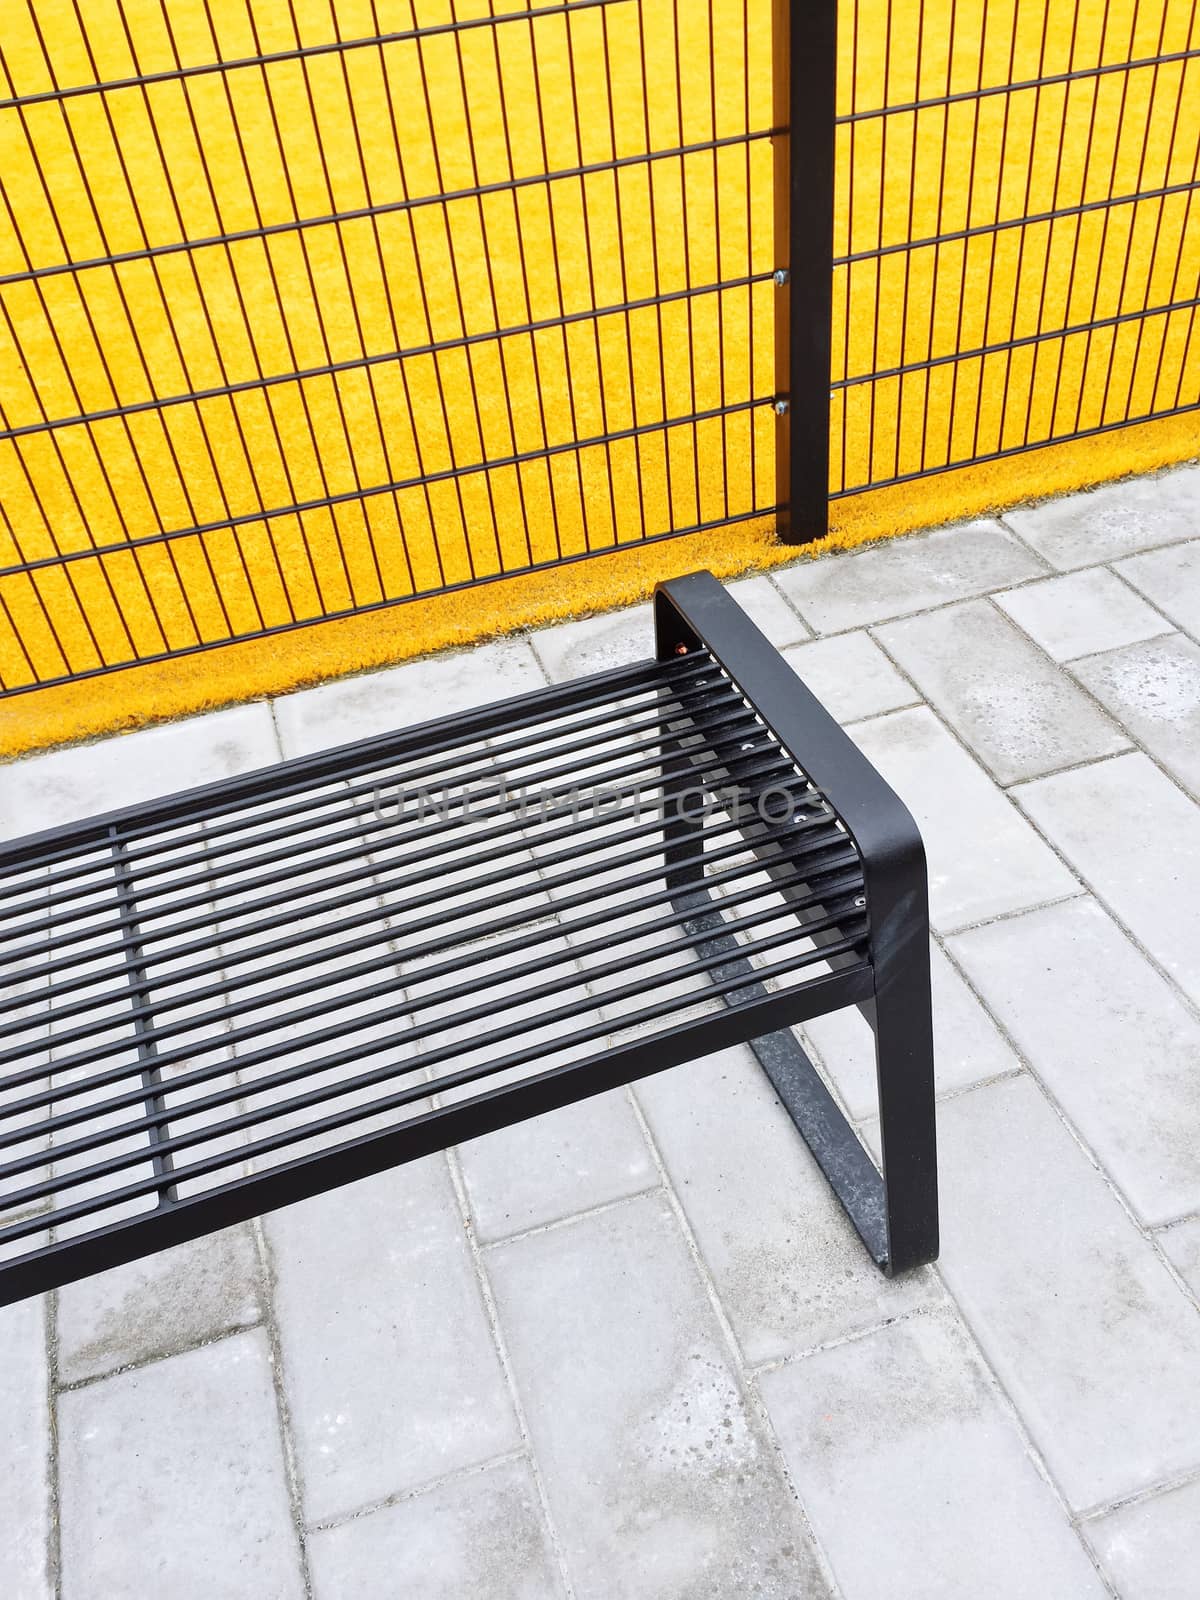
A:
657;795;937;1274
868;922;939;1274
653;676;936;1273
663;888;937;1274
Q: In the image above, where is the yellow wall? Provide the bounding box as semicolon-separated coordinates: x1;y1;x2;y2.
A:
0;0;1197;757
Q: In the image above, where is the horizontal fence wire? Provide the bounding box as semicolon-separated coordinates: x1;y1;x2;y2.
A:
0;0;780;695
832;0;1200;496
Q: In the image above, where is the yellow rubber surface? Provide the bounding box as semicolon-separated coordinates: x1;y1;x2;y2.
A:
0;0;1197;756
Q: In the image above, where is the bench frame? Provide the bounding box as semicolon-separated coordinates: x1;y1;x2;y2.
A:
0;571;937;1305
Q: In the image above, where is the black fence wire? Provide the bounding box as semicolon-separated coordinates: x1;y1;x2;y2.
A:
0;0;1195;697
0;0;781;695
831;0;1200;496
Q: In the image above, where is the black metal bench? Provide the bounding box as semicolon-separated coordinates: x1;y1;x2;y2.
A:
0;571;937;1305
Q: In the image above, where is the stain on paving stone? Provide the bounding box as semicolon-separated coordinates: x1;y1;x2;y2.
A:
1085;638;1200;721
797;1312;995;1460
57;1227;264;1384
488;1192;830;1598
612;1346;827;1598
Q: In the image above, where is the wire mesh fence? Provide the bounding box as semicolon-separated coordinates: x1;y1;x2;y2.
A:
833;0;1200;496
0;0;781;695
0;0;1196;698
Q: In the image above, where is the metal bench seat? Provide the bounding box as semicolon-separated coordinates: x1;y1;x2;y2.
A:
0;572;937;1306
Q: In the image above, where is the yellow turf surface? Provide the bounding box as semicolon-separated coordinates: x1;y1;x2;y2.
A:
0;0;1197;754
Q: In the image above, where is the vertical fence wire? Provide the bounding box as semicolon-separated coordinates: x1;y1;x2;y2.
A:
832;0;1200;497
0;0;781;695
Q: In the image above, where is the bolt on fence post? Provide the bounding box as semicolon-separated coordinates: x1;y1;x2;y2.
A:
773;0;837;544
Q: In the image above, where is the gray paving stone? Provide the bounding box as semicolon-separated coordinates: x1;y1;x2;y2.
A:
772;520;1046;633
781;630;916;723
273;638;546;756
408;933;656;1239
408;930;589;1073
1015;752;1200;1008
1115;539;1200;636
723;574;811;644
802;938;1017;1119
0;1297;51;1600
874;600;1129;784
1159;1216;1200;1299
634;1047;938;1364
760;1309;1106;1600
995;567;1169;659
454;1091;657;1243
949;897;1200;1225
224;943;418;1168
58;1329;303;1600
1071;632;1200;797
1004;465;1200;569
571;886;716;1039
1085;1475;1200;1600
308;1456;563;1600
487;1189;831;1599
57;1225;265;1384
267;1160;519;1524
849;707;1079;930
0;703;280;842
936;1074;1200;1510
531;604;653;682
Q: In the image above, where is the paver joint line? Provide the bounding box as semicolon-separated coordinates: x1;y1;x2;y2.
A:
430;1146;577;1600
304;1446;534;1536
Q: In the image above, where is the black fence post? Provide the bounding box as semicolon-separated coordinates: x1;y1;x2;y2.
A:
774;0;838;545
